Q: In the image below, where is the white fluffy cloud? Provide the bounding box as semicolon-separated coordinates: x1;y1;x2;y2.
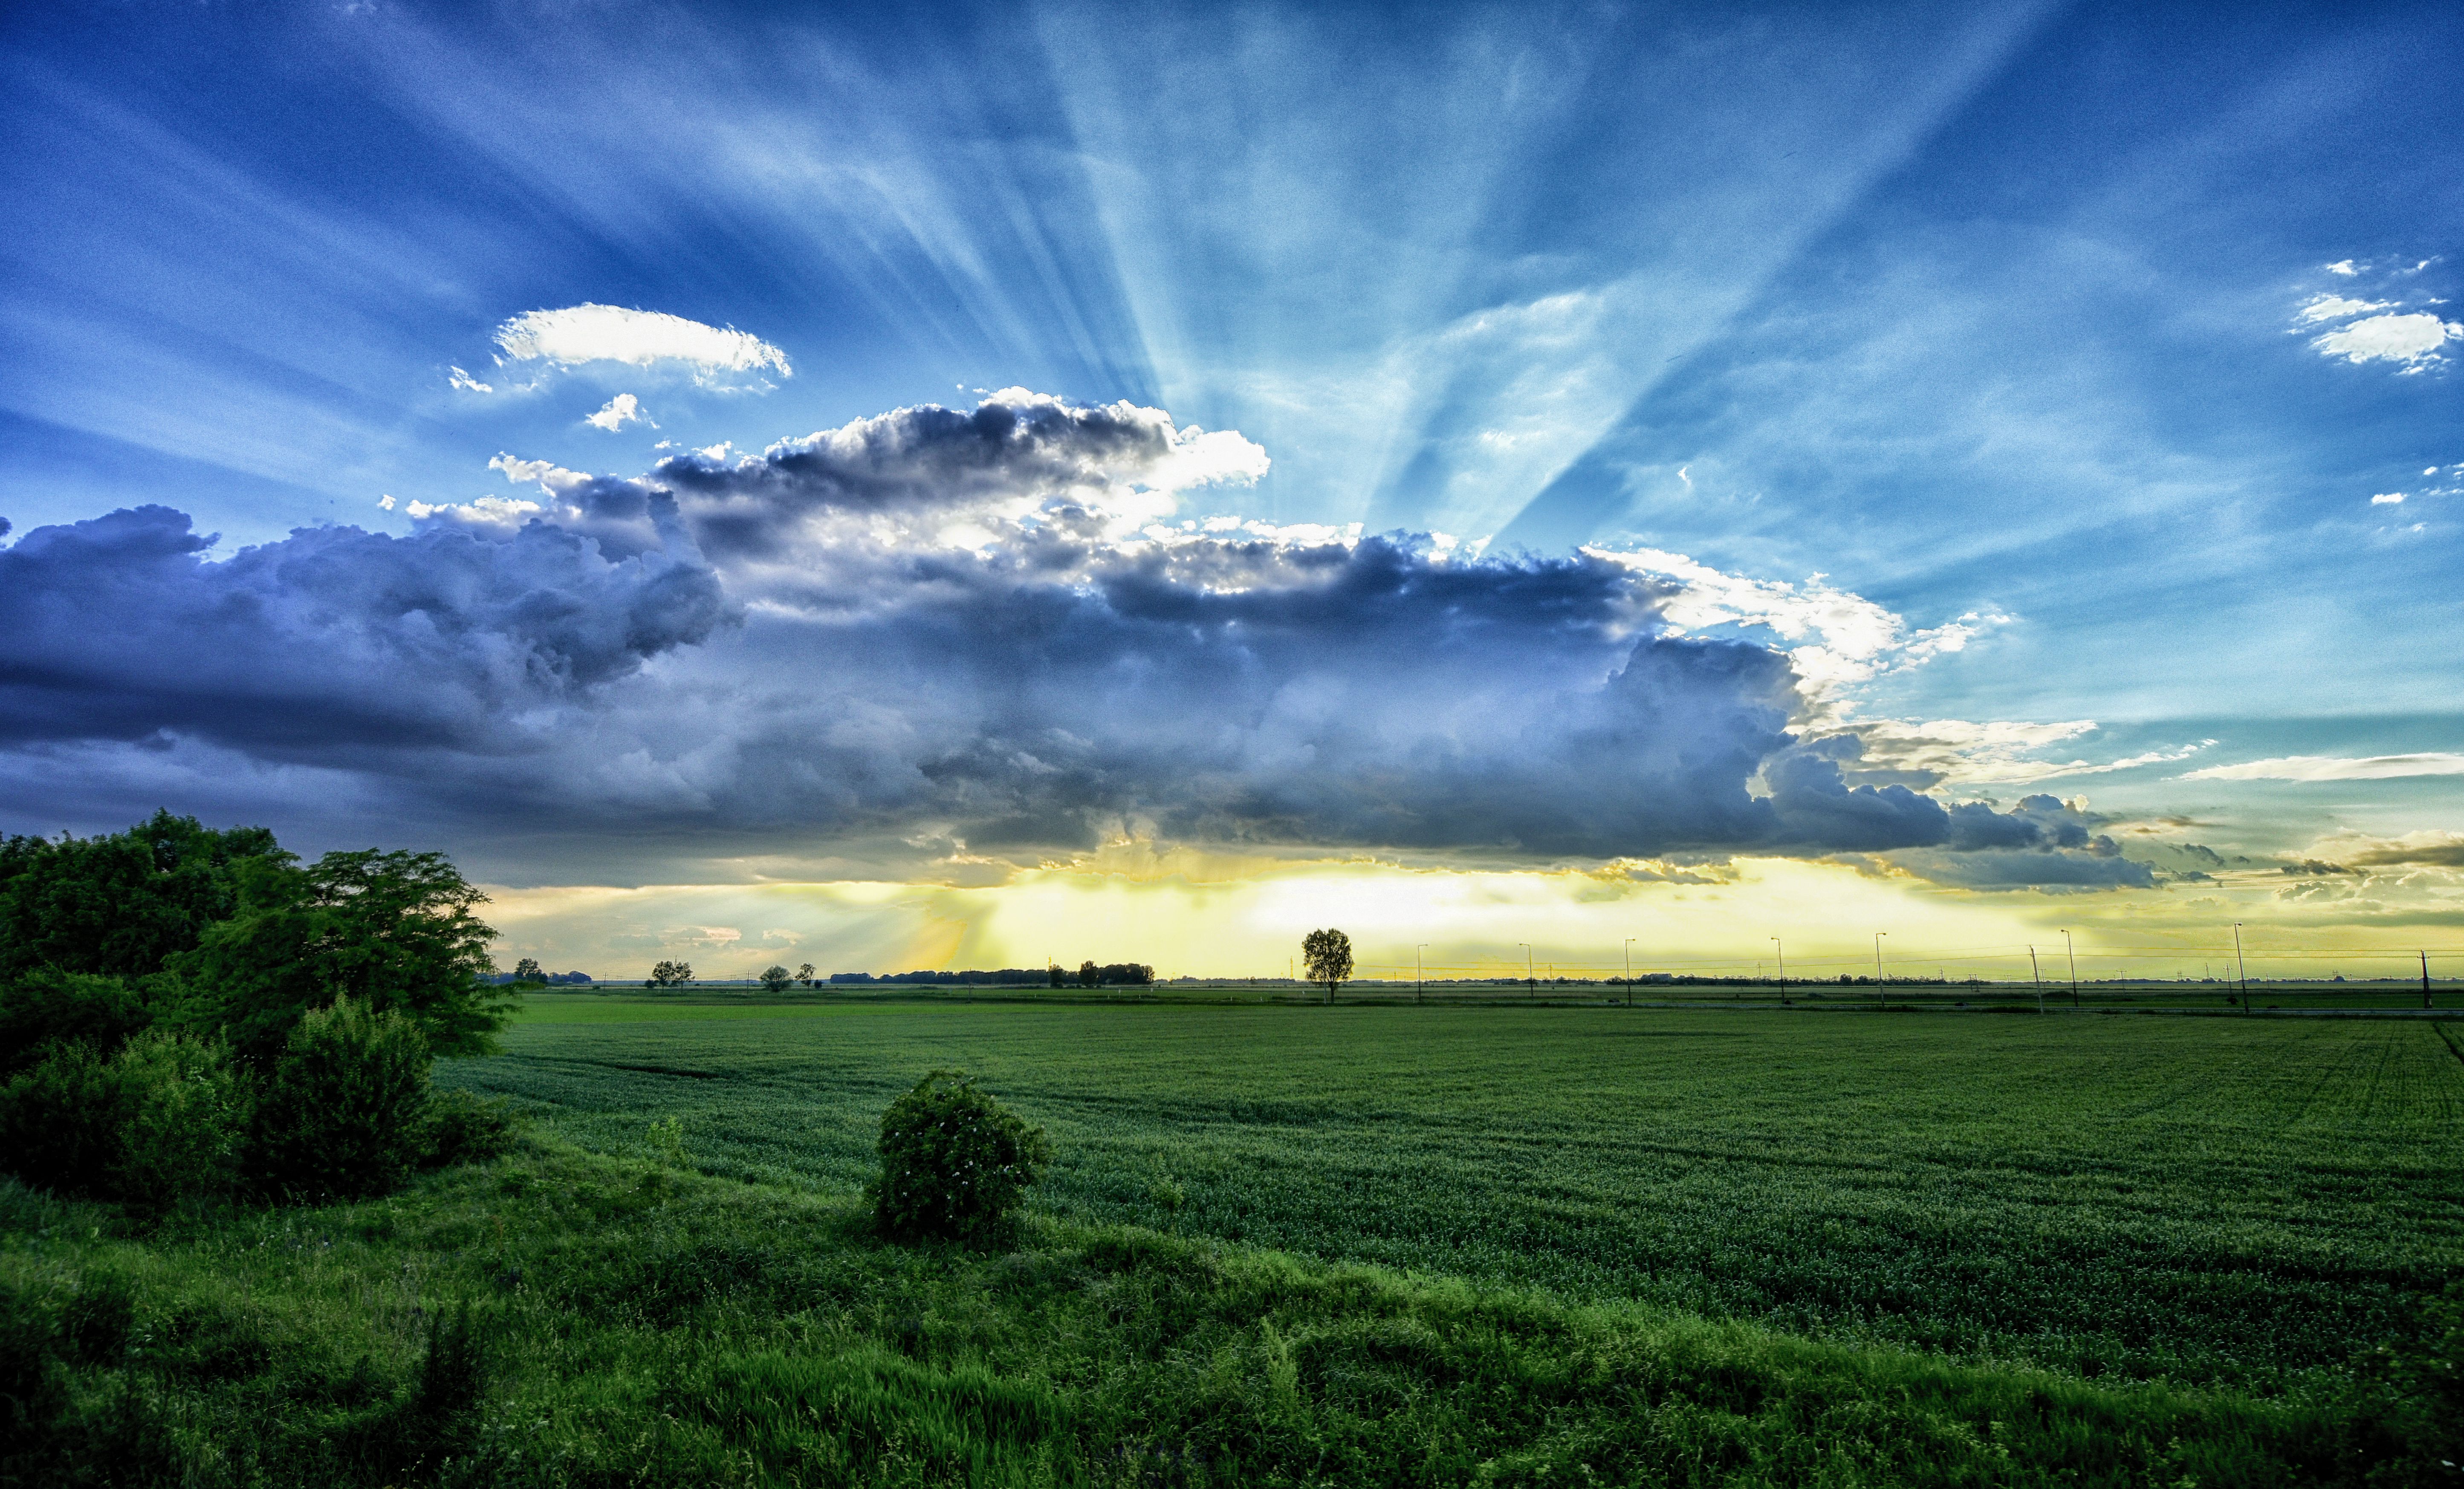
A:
2182;753;2464;782
2296;294;2393;324
2309;312;2460;371
2371;493;2405;505
586;392;654;431
493;304;792;383
447;365;494;393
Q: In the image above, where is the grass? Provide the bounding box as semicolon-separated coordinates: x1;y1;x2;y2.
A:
9;996;2455;1484
0;1143;2421;1487
443;998;2464;1396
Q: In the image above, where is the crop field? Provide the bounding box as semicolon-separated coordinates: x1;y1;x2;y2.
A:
445;995;2464;1396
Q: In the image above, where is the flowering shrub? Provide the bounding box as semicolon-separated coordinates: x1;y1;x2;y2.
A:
870;1070;1050;1247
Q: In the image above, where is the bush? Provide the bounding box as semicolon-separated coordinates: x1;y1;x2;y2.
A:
870;1070;1050;1247
0;1040;137;1198
249;999;432;1202
0;967;152;1079
416;1087;517;1169
0;1032;246;1212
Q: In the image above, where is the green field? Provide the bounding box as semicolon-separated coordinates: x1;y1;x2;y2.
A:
448;995;2464;1394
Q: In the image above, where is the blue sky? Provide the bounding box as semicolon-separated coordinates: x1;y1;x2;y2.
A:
3;1;2459;975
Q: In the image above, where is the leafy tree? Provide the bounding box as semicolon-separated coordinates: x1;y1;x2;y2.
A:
795;962;816;987
1076;959;1100;988
1303;928;1353;1003
0;968;153;1079
0;811;285;980
646;960;694;988
512;957;544;982
869;1071;1050;1247
172;850;508;1066
758;964;793;993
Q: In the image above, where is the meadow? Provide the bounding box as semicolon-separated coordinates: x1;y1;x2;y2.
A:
448;995;2463;1394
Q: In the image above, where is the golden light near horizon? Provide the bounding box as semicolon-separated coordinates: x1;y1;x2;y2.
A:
480;852;2464;984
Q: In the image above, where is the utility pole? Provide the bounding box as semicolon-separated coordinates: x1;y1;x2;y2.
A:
1771;937;1786;1006
1417;944;1427;1004
2061;929;2078;1010
2232;923;2248;1014
1518;943;1534;998
1624;938;1635;1009
2424;949;2433;1010
2030;946;2043;1013
1874;931;1888;1008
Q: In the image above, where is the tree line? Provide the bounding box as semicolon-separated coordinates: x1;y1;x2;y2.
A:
0;811;518;1213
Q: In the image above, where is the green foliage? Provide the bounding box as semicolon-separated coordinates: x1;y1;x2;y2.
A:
0;966;153;1079
871;1070;1051;1247
174;848;508;1065
249;999;433;1202
414;1086;518;1170
0;1031;244;1212
512;956;543;981
758;963;792;993
1302;926;1352;998
645;958;693;988
0;810;286;981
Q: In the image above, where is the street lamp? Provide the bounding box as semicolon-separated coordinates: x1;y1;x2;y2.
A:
2233;922;2249;1014
2060;929;2078;1010
1874;932;1888;1007
1623;938;1636;1008
1770;936;1786;1006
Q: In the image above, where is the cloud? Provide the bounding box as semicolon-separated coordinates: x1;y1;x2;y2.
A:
2296;294;2393;324
2309;312;2461;370
2339;832;2464;869
585;392;654;432
492;304;791;383
2181;753;2464;782
2372;493;2405;505
447;365;494;393
2326;260;2358;276
0;390;2137;886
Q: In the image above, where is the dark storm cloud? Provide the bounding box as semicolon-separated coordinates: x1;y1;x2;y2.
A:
0;391;2153;887
0;505;728;755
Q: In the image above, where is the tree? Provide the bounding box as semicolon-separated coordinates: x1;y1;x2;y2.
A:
869;1071;1050;1247
795;962;816;987
1077;959;1101;988
512;957;544;982
1303;928;1353;1003
758;964;793;993
173;849;509;1066
646;961;694;988
0;811;286;980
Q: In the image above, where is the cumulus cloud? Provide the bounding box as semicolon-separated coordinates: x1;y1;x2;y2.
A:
2296;294;2393;324
2309;312;2460;371
492;304;791;383
2372;493;2405;505
2181;753;2464;782
0;389;2140;888
585;393;654;432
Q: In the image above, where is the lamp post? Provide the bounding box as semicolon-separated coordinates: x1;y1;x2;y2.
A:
1416;944;1427;1004
1874;932;1888;1007
1624;938;1636;1008
1770;936;1786;1005
2061;929;2078;1010
1518;943;1534;998
2233;922;2248;1014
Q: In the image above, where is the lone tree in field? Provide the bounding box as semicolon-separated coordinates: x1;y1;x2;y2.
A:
1303;928;1353;1004
512;957;543;982
645;960;694;988
795;962;816;987
758;964;793;993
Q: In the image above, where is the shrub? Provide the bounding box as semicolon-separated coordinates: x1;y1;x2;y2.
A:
249;998;432;1202
870;1070;1050;1247
0;968;152;1079
0;1032;243;1212
111;1032;248;1215
416;1086;517;1169
0;1041;137;1197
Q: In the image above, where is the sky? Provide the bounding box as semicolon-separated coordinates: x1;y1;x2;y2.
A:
3;0;2461;983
